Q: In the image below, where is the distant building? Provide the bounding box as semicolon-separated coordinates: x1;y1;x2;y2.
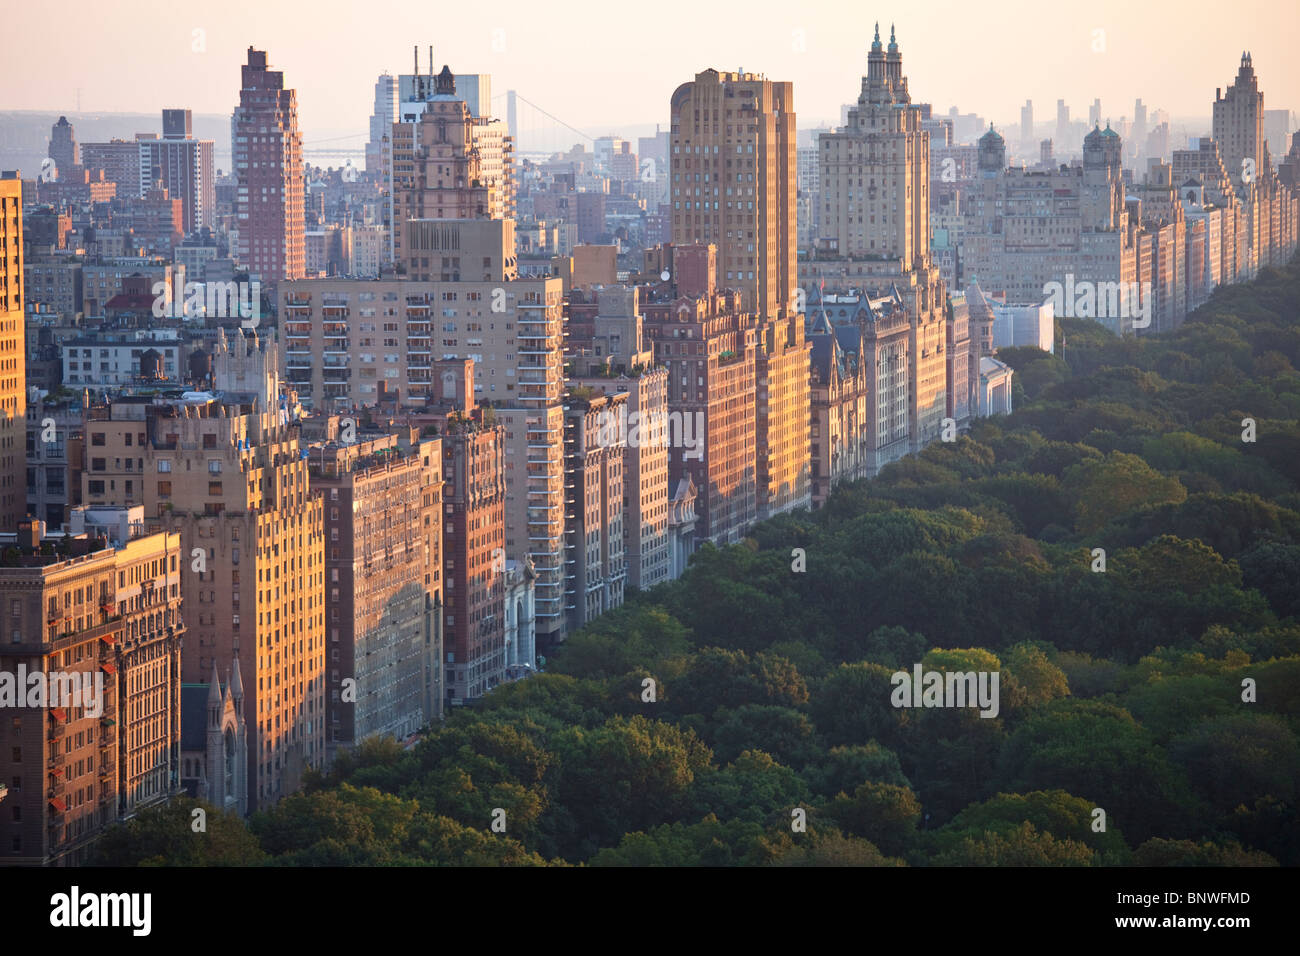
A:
1;178;27;529
232;48;305;283
671;68;796;322
48;116;78;175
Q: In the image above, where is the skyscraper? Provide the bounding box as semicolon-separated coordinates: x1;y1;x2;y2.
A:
80;330;325;813
146;109;215;233
48;116;78;176
671;69;809;520
366;73;397;177
232;47;305;283
0;176;25;530
1214;52;1265;189
670;68;796;321
387;62;512;266
815;25;949;451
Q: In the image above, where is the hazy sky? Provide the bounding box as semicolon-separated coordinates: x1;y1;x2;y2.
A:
5;0;1298;141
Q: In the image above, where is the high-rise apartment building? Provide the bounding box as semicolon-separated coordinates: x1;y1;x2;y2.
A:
309;430;443;761
805;288;910;505
563;391;626;630
232;47;305;284
567;285;673;592
670;69;796;321
390;66;514;268
0;177;25;530
80;331;324;813
811;26;948;452
437;389;507;706
0;511;183;865
642;257;759;546
755;311;811;519
1214;52;1265;191
283;224;567;647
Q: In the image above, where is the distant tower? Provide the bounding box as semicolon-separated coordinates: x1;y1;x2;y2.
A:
1133;99;1148;154
671;65;795;318
978;124;1006;173
48;116;78;175
1213;51;1265;188
1040;138;1054;167
366;73;398;177
1020;100;1034;146
232;47;305;284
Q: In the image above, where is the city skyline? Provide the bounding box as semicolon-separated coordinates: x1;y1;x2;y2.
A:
3;1;1297;143
3;1;1299;884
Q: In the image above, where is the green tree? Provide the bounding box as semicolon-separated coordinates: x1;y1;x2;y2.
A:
89;797;266;866
1063;451;1187;533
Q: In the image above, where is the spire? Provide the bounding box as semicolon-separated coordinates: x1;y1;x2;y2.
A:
871;22;882;53
207;660;222;723
230;654;244;706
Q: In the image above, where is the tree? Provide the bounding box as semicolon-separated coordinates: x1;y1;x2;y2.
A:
686;750;809;824
89;797;266;866
932;790;1128;862
666;647;808;719
769;832;906;867
1132;838;1278;867
931;821;1096;866
1169;714;1299;816
808;662;909;749
996;699;1197;844
804;743;912;798
707;705;819;767
823;781;922;857
1062;452;1187;533
549;715;713;858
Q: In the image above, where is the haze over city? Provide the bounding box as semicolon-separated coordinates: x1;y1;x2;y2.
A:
4;0;1298;135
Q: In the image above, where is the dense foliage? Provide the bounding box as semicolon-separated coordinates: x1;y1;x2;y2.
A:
93;258;1300;866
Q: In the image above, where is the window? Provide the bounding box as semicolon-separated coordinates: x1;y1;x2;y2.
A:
208;482;223;496
157;460;171;473
208;460;222;475
91;433;105;446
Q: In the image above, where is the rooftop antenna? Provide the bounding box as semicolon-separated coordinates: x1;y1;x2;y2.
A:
414;45;419;78
429;46;433;81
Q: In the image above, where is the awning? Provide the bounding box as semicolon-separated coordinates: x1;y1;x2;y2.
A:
100;634;116;644
49;707;66;722
100;663;116;675
49;797;66;813
100;718;116;726
49;767;63;778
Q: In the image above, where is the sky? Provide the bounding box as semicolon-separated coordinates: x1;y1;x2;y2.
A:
4;0;1298;143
